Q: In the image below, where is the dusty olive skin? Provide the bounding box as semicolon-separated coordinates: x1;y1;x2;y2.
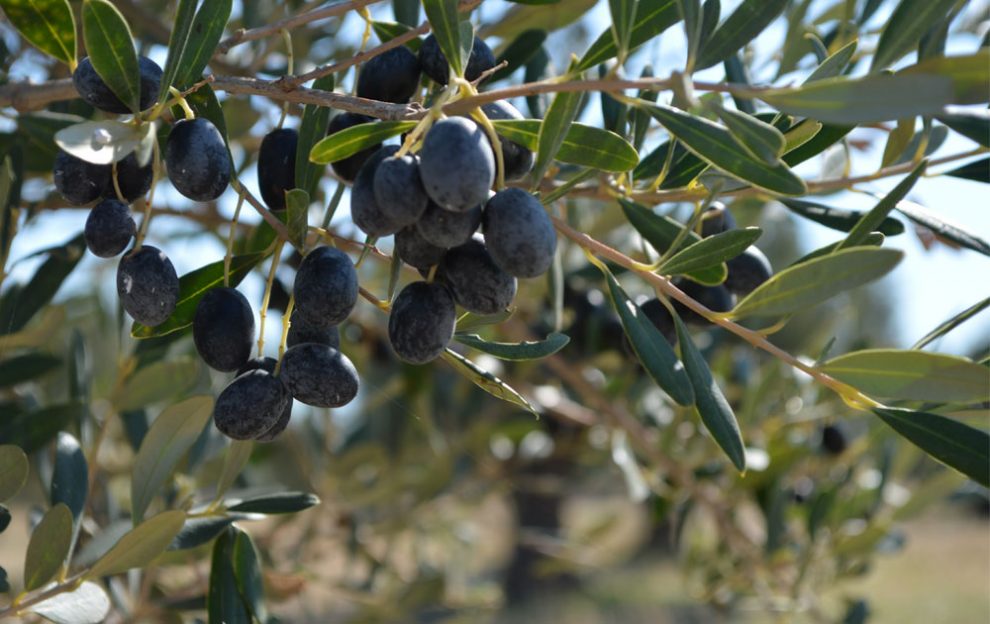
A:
279;343;360;408
418;34;496;85
293;246;358;328
351;145;410;237
327;113;381;183
699;201;736;238
419;118;495;213
116;245;180;327
235;357;293;442
415;200;482;249
372;154;429;229
85;199;135;258
356;46;421;103
286;309;341;349
193;287;255;372
214;369;291;440
257;128;298;210
437;237;516;315
395;226;446;272
53;150;111;205
480;100;534;181
724;246;772;297
673;279;733;326
482;188;556;278
388;281;456;364
72;55;163;114
165;118;231;201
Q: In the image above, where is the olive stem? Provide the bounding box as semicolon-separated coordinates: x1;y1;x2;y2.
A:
168;87;196;120
132;141;163;252
223;189;247;287
276;29;294;129
257;239;286;357
274;294;295;376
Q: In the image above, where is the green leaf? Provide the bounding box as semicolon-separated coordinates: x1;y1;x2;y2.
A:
881;118;915;167
81;0;139;113
731;247;903;319
695;0;787;70
227;492;320;515
913;297;990;350
442;349;539;413
0;233;85;336
231;529;266;622
936;111;990;148
782;124;853;167
674;316;745;471
871;0;957;71
456;20;474;76
895;200;990;257
633;139;707;187
484;0;597;39
172;0;234;89
714;106;785;165
660;227;762;276
29;581;110;624
208;527;251;624
491;119;638;172
422;0;463;77
0;444;28;502
0;352;61;388
24;503;73;590
454;332;570;360
805;40;857;83
454;309;514;332
532;71;584;183
51;432;87;520
0;402;84;455
295;74;335;197
392;0;419;26
169;515;251;551
54;119;153;165
309;120;415;165
131;396;214;524
837;160;925;251
821;350;989;403
577;0;679;71
85;510;186;578
116;357;200;411
285;189;309;251
641;103;806;195
156;0;197;102
131;252;266;338
601;268;694;406
874;407;989;487
215;440;254;502
619;199;725;285
372;21;421;51
0;0;76;66
782;200;904;236
943;157;988;184
490;29;546;82
609;0;637;60
677;0;701;66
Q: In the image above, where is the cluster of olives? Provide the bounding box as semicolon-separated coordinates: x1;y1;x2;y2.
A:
640;202;774;342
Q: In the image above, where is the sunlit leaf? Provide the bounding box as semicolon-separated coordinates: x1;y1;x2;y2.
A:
822;350;989;403
0;0;76;66
81;0;139;113
454;332;569;360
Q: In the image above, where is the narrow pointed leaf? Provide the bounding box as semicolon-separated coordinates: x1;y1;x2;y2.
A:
309;121;416;165
86;510;186;578
0;402;84;455
731;247;903;319
227;492;320;515
619;199;725;284
24;503;73;590
131;252;266;338
660;227;762;276
116;357;200;411
793;232;886;265
0;0;76;66
30;581;110;624
674;316;745;471
609;0;638;60
208;527;251;624
81;0;139;113
454;332;569;360
782;123;853;166
0;353;61;388
821;350;989;403
874;407;989;487
172;0;234;89
633;139;708;187
782;199;904;236
601;268;694;406
715;107;786;165
837;160;925;251
936;110;990;148
895;200;990;257
0;445;28;502
642;103;806;195
442;349;538;413
215;440;254;502
169;514;253;551
532;75;584;183
695;0;787;69
871;0;957;71
942;158;989;184
285;189;309;251
805;40;857;83
577;0;680;71
490;29;547;82
157;0;198;101
422;0;463;77
913;296;990;350
232;529;266;622
295;74;335;197
0;233;85;335
131;396;214;524
51;432;87;520
491;119;638;171
485;0;596;39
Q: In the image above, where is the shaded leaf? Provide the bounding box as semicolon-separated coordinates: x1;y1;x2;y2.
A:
731;247;903;318
0;444;28;502
309;121;415;165
215;440;253;502
490;29;546;82
285;189;309;251
837;160;925;250
485;0;596;39
442;349;538;413
422;0;463;77
532;70;584;183
51;432;87;519
295;74;335;198
609;0;638;60
782;200;904;236
782;124;853;167
695;0;787;70
86;510;186;578
874;407;989;487
943;157;989;184
0;402;84;455
454;309;514;332
660;227;762;276
895;200;990;257
81;0;139;113
172;0;234;89
601;268;694;406
0;0;75;66
871;0;957;71
115;357;200;411
805;40;857;83
454;332;569;360
822;350;989;403
715;106;785;165
0;353;61;388
156;0;198;102
913;297;990;350
131;253;266;338
30;581;110;624
372;21;421;51
231;529;266;622
208;527;250;624
577;0;679;71
131;396;214;524
936;110;990;148
168;514;252;551
226;492;320;515
491;119;638;172
793;232;885;266
633;139;707;187
0;233;85;335
24;503;73;590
